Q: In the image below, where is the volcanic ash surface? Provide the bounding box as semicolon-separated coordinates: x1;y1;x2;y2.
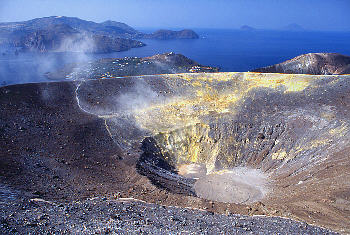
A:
194;167;269;204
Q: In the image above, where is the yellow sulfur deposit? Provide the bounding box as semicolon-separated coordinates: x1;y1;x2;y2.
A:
133;72;315;133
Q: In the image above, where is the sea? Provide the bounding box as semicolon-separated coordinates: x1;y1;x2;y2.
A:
1;28;350;86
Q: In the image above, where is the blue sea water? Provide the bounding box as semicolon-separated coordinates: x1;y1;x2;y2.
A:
1;29;350;86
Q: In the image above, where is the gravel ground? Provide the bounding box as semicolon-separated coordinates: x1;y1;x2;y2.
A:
0;195;337;234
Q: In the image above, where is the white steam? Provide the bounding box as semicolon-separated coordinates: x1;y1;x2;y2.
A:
0;33;97;86
57;33;96;53
116;79;164;114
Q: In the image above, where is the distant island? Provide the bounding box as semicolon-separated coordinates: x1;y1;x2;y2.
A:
238;24;304;31
283;23;305;31
46;52;219;80
144;29;199;39
0;16;200;53
240;25;256;31
253;53;350;75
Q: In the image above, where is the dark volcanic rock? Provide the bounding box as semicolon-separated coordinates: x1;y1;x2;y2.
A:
145;29;199;39
137;137;197;196
253;53;350;75
0;197;337;234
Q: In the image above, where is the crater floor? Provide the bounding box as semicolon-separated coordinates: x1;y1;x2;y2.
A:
1;72;350;233
194;167;268;204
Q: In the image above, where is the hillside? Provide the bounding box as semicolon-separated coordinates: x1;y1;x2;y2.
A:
0;16;200;53
46;52;219;80
0;16;145;53
253;53;350;75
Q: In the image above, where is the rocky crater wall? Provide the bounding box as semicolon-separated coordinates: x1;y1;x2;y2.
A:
75;73;350;207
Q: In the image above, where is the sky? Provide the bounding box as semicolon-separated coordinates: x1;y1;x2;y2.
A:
0;0;349;31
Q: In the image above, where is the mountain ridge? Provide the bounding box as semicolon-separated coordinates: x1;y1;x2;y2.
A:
253;53;350;75
0;16;200;53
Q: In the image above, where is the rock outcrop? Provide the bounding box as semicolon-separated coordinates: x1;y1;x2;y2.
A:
253;53;350;75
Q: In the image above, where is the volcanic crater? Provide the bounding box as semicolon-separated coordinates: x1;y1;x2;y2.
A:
1;72;350;233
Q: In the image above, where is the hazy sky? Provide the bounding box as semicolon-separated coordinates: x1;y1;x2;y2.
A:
0;0;349;31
